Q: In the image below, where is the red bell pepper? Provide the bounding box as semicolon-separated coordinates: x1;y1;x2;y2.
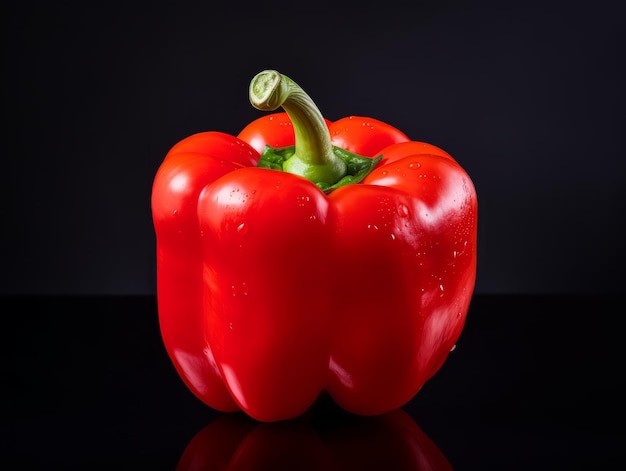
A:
151;70;477;422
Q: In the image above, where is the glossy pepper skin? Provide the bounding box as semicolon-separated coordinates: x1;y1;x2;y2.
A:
151;70;477;422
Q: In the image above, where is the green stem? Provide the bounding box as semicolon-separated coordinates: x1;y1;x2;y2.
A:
249;70;347;185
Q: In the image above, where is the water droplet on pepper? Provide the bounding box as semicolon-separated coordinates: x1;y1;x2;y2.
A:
397;204;409;217
237;223;248;235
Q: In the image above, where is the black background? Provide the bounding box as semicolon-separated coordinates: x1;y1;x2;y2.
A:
3;0;625;296
3;1;625;469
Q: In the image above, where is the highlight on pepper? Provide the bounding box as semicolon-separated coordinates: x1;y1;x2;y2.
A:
151;69;478;422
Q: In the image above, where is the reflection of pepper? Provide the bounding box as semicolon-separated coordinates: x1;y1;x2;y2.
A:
176;403;453;470
152;70;478;422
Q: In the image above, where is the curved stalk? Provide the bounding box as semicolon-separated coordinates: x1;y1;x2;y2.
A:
249;70;347;185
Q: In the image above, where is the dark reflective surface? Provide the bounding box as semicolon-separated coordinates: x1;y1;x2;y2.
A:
177;403;451;470
1;295;624;469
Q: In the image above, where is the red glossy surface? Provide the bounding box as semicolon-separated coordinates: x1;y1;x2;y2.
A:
152;117;477;422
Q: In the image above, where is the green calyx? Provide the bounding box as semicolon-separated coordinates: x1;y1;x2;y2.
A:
258;145;381;193
249;70;380;193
